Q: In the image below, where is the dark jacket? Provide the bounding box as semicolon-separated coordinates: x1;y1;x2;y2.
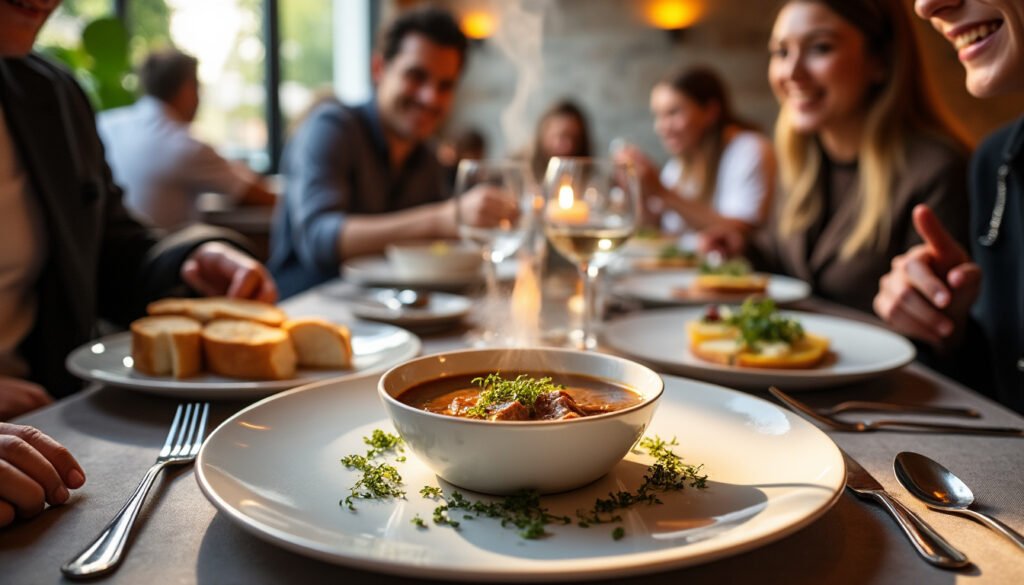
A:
965;116;1024;413
0;55;243;398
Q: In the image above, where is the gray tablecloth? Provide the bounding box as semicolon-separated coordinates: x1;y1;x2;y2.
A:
2;284;1023;584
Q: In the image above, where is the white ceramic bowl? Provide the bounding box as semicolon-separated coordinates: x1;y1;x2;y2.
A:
385;241;482;281
378;348;663;495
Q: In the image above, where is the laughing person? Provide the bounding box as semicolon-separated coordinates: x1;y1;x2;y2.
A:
1;0;277;524
269;7;519;298
703;0;971;315
875;0;1024;413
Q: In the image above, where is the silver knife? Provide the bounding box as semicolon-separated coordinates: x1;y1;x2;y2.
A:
841;448;970;569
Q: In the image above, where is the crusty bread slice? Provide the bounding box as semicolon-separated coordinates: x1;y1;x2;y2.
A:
148;297;286;327
283;318;353;369
692;273;769;294
202;319;296;380
131;316;202;378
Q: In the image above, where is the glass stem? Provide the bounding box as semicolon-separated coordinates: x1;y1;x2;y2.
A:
579;261;599;350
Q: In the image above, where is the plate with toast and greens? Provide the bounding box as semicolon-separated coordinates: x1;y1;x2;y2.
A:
602;299;914;390
66;297;420;398
613;259;811;306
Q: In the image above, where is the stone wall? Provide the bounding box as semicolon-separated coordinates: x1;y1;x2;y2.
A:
425;0;1021;165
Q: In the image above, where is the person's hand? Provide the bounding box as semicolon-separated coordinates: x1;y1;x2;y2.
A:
452;184;520;230
0;377;53;421
181;241;278;303
613;145;662;199
874;204;981;350
0;422;85;527
698;221;748;258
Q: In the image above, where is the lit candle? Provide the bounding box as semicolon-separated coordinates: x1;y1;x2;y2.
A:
547;185;589;224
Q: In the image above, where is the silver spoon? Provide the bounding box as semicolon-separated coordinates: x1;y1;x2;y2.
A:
894;452;1024;551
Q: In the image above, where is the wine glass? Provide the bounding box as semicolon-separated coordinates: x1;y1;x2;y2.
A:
453;159;534;345
543;157;639;349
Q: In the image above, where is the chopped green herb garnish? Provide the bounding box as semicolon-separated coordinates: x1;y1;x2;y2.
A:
720;298;804;350
433;489;571;539
658;244;694;260
466;373;564;419
699;257;752;276
411;514;427;528
363;429;405;459
420;485;443;499
340;431;407;511
577;435;707;527
612;526;625;540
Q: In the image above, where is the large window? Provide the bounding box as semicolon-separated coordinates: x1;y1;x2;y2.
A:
35;0;364;174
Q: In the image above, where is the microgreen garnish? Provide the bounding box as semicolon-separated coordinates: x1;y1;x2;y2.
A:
658;244;694;260
419;485;443;499
466;373;564;418
430;489;571;539
411;514;427;528
363;429;405;459
721;298;804;350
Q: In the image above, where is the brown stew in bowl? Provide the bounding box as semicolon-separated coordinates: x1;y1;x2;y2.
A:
397;372;644;421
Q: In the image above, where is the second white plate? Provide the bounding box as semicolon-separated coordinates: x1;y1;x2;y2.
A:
65;321;421;399
602;307;915;390
613;270;811;306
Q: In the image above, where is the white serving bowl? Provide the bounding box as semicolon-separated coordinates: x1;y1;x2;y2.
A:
378;348;663;495
385;241;482;281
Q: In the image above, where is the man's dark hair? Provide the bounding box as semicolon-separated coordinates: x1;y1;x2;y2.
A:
378;6;468;68
139;49;198;102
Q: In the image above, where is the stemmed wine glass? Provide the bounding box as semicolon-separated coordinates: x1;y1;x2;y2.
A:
543;157;639;349
454;159;534;345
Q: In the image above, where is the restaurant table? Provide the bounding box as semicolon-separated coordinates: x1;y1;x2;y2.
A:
3;280;1023;584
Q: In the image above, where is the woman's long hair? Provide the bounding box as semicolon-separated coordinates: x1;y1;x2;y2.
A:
775;0;966;258
530;100;592;181
660;66;757;204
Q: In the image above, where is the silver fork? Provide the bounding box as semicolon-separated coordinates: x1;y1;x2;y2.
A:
768;387;1023;436
62;403;210;579
821;400;979;419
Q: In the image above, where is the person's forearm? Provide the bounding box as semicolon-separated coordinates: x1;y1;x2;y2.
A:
655;187;746;231
338;200;456;258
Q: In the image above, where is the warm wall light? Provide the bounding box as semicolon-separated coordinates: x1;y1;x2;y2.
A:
644;0;704;39
461;10;497;41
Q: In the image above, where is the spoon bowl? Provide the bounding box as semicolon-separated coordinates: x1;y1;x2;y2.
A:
894;452;1024;551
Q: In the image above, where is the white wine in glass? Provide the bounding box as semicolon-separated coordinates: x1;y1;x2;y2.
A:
543;157;639;349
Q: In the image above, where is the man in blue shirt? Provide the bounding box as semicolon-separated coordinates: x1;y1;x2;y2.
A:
269;7;516;298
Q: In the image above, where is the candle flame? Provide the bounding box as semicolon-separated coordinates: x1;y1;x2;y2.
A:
558;185;575;209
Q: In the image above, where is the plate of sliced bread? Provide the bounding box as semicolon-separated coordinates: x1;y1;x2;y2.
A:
66;297;421;398
601;303;915;390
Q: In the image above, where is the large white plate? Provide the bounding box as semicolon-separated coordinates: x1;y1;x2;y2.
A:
65;321;420;399
613;270;811;306
343;256;517;290
602;307;915;390
196;373;845;581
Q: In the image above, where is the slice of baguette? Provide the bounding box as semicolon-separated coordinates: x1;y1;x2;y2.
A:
131;316;202;378
202;319;297;380
692;273;769;294
148;297;286;327
283;318;353;369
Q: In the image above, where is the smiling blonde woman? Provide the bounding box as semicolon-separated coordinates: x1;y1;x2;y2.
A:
724;0;972;314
